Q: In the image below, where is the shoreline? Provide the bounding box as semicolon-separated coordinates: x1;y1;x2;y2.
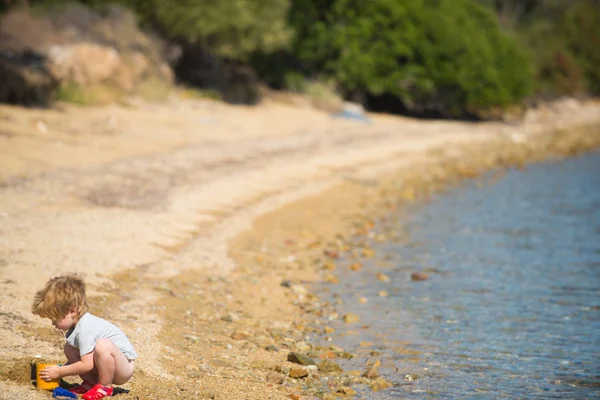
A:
0;98;599;399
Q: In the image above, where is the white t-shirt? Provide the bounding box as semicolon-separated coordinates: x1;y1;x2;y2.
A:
65;312;137;360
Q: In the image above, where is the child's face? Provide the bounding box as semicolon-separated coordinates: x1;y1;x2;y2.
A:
51;308;77;331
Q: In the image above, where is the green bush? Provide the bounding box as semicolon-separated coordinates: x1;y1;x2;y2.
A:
122;0;292;60
557;0;600;95
482;0;600;98
291;0;533;117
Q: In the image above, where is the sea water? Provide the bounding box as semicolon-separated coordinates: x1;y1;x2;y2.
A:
315;150;600;399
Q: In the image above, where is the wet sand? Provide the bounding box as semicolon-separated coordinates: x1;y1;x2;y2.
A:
0;97;599;399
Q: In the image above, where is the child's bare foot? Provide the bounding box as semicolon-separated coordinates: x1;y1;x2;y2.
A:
68;380;94;394
82;384;113;400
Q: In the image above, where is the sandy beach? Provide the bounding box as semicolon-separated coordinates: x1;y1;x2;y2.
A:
1;97;599;400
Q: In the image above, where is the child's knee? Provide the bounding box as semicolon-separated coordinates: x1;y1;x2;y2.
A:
94;338;116;355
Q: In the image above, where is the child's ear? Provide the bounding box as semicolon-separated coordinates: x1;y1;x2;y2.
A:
69;307;77;315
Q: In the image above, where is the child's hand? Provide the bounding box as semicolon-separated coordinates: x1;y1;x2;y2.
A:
40;365;60;381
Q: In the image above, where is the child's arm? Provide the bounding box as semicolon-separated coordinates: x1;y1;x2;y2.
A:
57;353;95;377
40;353;94;381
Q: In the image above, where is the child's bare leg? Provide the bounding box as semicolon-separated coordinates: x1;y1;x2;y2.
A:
64;343;97;384
93;339;135;386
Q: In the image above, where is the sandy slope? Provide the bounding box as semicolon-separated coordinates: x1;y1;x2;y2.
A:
0;97;598;399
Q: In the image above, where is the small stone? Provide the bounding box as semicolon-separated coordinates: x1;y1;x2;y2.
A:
358;297;368;304
231;330;249;340
376;273;390;283
265;345;279;352
323;261;336;270
221;313;236;322
324;249;340;259
319;351;337;359
322;394;337;400
337;351;355;360
287;352;316;366
370;377;392;392
349;262;363;271
411;272;429;281
404;373;419;381
378;291;388;297
289;367;309;379
318;360;343;373
362;360;381;380
266;371;285;384
288;394;302;400
324;326;335;334
362;248;374;257
337;386;357;396
342;313;360;324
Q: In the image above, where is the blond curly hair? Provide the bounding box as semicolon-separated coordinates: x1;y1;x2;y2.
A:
31;275;89;320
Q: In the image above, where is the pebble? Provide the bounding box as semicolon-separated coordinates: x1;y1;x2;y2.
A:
362;360;380;379
370;377;392;392
287;352;316;366
265;345;279;352
318;360;343;373
231;330;249;340
411;272;429;281
337;386;357;396
349;262;362;271
342;313;360;324
289;367;309;379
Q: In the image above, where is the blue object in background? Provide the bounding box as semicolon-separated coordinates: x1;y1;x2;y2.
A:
52;387;77;399
332;109;370;123
331;102;371;123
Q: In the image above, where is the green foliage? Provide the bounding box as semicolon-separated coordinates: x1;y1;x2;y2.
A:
284;71;306;93
177;87;222;101
290;0;532;116
54;82;89;105
123;0;292;60
55;82;124;105
482;0;600;97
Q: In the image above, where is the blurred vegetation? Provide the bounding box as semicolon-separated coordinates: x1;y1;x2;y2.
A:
481;0;600;98
288;0;532;117
55;82;125;105
2;0;599;118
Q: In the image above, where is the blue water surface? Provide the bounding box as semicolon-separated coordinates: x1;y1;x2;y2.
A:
316;150;600;399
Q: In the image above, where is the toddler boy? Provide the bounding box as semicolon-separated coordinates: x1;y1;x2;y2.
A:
32;275;137;400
